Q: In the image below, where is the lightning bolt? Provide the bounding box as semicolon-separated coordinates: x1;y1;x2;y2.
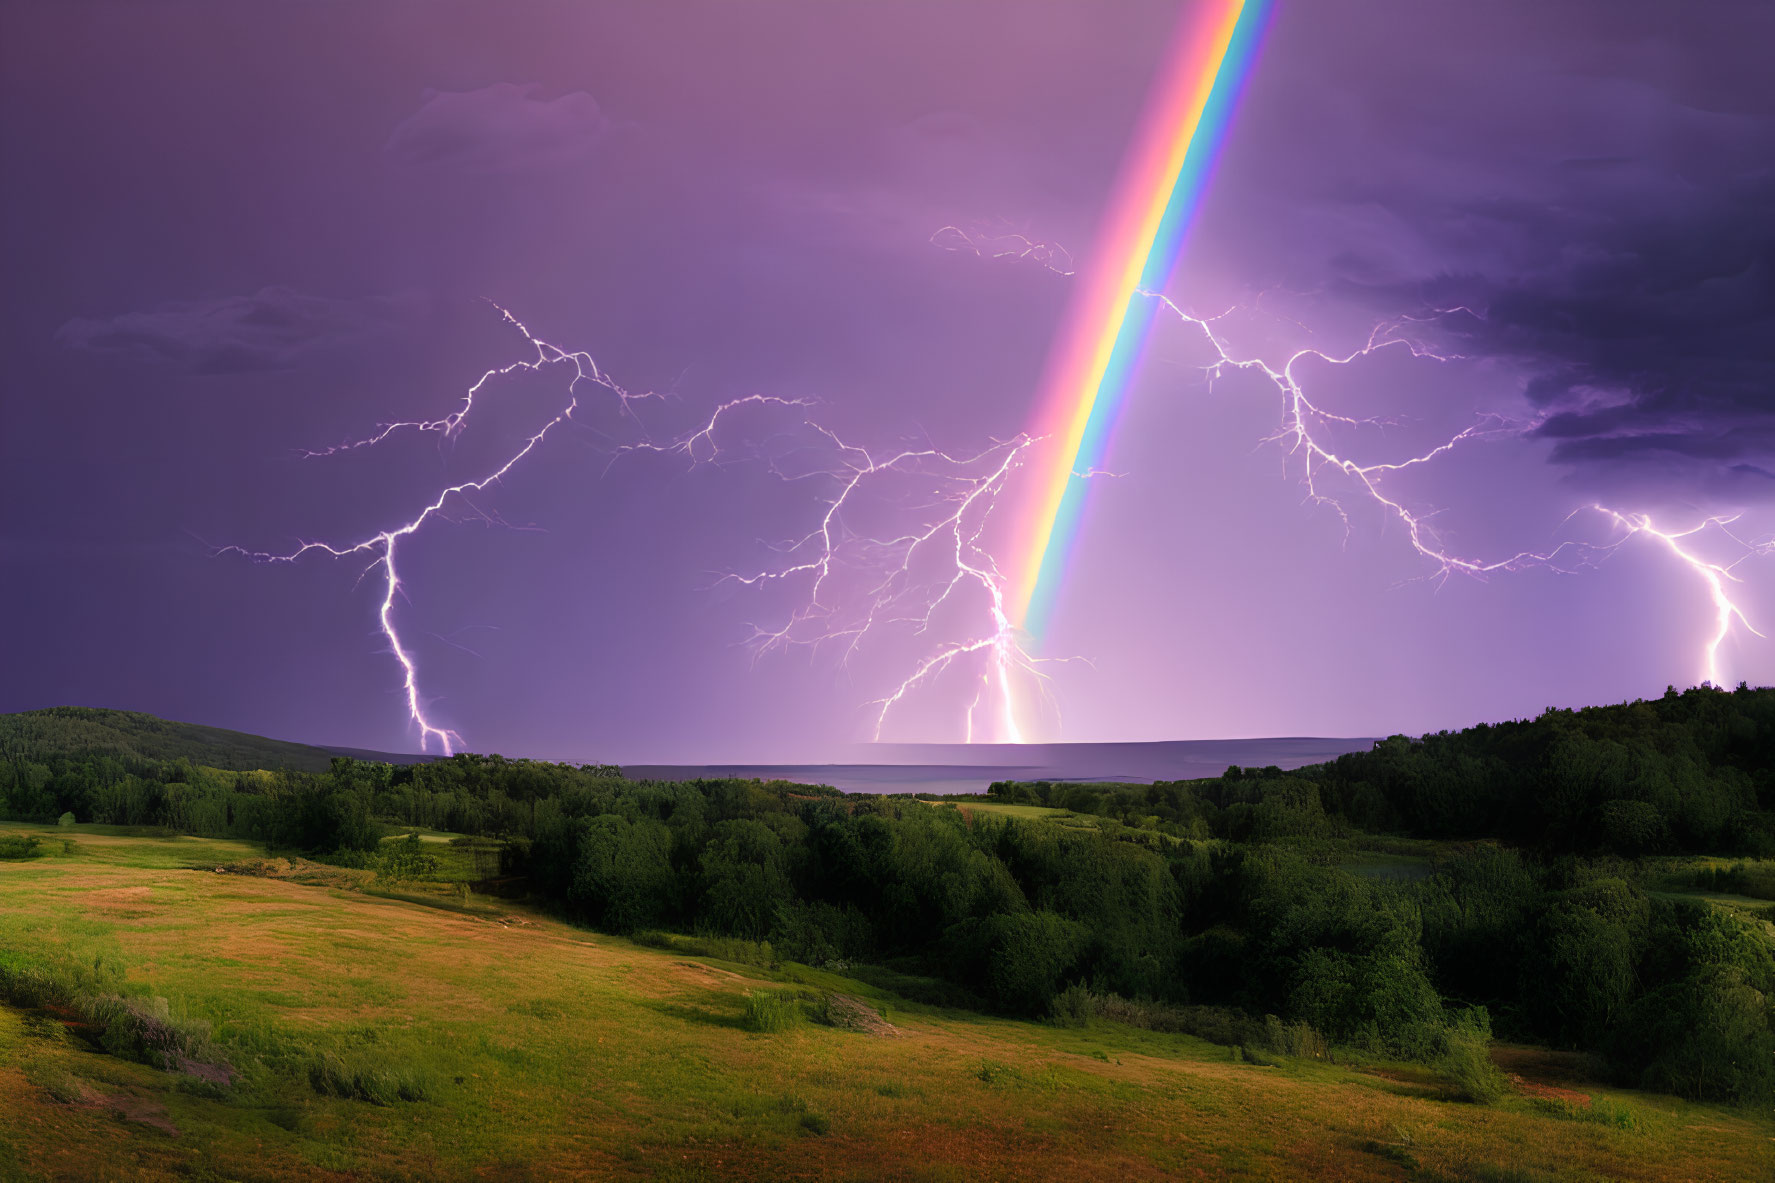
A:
1589;509;1773;687
219;302;1067;749
614;397;1074;742
938;225;1773;696
216;303;647;753
216;236;1769;755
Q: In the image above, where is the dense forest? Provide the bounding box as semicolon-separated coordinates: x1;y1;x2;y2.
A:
4;691;1774;1106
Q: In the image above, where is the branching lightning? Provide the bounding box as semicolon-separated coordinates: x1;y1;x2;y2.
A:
613;397;1078;742
938;225;1774;695
219;303;1073;749
216;229;1770;756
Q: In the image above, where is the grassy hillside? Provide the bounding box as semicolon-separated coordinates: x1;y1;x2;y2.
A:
2;820;1770;1182
0;707;342;772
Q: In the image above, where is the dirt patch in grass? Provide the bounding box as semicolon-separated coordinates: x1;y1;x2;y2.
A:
101;1092;181;1136
820;993;900;1037
1508;1074;1592;1106
212;857;367;890
1494;1044;1598;1105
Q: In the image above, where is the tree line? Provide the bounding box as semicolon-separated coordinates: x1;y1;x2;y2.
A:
2;687;1772;1106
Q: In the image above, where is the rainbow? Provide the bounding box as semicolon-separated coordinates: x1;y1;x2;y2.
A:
1007;0;1272;637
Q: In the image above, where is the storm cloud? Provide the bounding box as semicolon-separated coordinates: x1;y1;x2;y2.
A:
384;83;608;174
55;287;410;374
1399;176;1775;503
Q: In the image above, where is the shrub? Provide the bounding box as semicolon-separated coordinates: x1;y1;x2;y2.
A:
1585;1097;1640;1132
1438;1029;1506;1103
81;994;232;1083
57;812;75;829
1048;982;1096;1028
0;962;62;1009
376;833;440;883
1037;986;1284;1050
743;990;800;1033
1258;1014;1329;1059
634;930;780;969
307;1052;431;1104
0;834;43;860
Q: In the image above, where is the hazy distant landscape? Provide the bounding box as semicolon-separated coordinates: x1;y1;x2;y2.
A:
629;737;1378;795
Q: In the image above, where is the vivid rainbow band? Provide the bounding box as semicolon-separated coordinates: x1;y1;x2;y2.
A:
1008;0;1271;637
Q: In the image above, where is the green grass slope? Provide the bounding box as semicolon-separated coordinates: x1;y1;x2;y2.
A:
2;820;1771;1183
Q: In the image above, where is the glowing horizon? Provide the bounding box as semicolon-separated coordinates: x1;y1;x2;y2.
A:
1006;0;1272;639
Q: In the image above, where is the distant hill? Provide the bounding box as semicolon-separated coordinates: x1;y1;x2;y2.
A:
0;706;376;773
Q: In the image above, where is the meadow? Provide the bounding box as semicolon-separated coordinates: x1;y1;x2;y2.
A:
3;819;1771;1182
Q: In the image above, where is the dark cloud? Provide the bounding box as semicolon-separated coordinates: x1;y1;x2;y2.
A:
1403;176;1775;500
55;287;410;374
383;83;608;174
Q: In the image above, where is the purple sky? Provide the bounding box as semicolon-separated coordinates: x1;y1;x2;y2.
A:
3;1;1772;762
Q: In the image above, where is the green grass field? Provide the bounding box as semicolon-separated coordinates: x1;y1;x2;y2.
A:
2;819;1771;1182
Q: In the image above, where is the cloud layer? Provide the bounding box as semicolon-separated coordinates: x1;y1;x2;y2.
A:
384;83;608;174
56;287;407;374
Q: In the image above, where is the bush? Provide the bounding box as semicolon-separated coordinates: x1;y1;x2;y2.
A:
376;833;441;883
633;930;779;969
0;949;233;1085
1048;982;1096;1027
57;812;75;828
1038;986;1279;1050
1438;1029;1506;1103
0;834;43;860
307;1052;431;1104
743;990;801;1033
1258;1014;1328;1060
81;994;232;1083
1585;1097;1640;1131
0;962;62;1009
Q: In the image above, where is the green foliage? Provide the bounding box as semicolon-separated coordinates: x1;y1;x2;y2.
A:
1259;1014;1329;1060
0;833;43;859
1048;982;1096;1027
1438;1030;1507;1103
1679;859;1775;900
4;689;1775;1107
1586;1097;1642;1132
307;1052;432;1104
376;833;442;882
0;946;233;1085
699;820;793;941
570;815;673;932
55;811;74;828
81;993;231;1082
742;990;801;1033
946;910;1088;1015
0;705;337;773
